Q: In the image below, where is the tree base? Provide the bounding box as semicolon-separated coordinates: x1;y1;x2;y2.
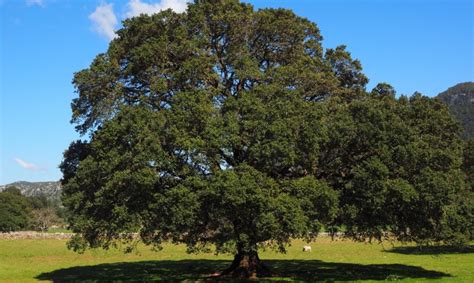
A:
220;251;272;279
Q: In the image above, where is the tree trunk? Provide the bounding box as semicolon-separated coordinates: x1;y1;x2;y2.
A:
220;250;272;278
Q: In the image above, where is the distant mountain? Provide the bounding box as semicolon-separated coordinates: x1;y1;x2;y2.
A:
437;82;474;139
0;181;61;201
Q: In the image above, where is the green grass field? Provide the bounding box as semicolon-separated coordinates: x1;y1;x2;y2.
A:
0;237;472;282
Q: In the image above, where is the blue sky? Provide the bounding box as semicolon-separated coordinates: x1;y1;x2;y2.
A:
0;0;473;185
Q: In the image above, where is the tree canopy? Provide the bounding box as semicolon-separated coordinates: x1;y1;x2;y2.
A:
0;187;32;232
61;0;472;278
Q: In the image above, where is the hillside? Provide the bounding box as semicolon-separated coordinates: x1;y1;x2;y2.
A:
0;181;61;201
437;82;474;139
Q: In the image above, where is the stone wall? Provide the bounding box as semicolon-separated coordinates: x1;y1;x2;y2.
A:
0;231;343;240
0;231;73;239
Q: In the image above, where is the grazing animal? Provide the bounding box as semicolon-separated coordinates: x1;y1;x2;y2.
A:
303;245;312;252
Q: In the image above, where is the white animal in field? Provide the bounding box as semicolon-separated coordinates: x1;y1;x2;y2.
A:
303;245;312;252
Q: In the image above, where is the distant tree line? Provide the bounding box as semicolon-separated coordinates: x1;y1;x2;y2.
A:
0;186;66;232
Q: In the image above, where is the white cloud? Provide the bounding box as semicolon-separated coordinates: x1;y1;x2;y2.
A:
126;0;188;18
89;0;189;41
89;2;118;41
14;158;44;172
26;0;44;6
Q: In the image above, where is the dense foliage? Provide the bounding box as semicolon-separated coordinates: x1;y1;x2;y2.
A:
437;82;474;139
0;187;32;232
0;186;64;232
463;140;474;190
60;0;472;277
321;91;472;244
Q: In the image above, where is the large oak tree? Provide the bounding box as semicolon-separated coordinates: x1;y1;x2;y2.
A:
61;0;472;278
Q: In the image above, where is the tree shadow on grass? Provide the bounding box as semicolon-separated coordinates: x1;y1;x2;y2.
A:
387;245;474;255
36;259;449;282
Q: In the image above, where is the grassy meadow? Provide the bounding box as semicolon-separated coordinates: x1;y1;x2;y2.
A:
0;237;472;282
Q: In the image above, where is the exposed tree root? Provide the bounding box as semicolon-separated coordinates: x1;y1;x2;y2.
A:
219;251;272;279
